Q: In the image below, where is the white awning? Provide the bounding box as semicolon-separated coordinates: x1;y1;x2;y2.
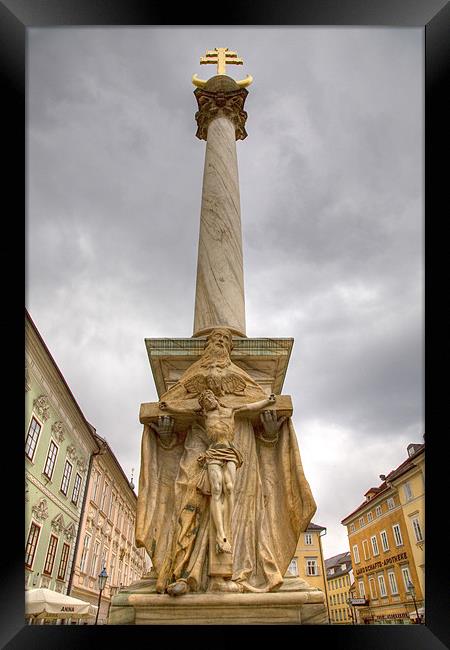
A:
25;588;98;619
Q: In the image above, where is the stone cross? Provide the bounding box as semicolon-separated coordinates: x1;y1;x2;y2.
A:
200;47;243;75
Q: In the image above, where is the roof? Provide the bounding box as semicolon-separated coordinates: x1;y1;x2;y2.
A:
325;551;351;569
341;442;425;524
307;522;326;532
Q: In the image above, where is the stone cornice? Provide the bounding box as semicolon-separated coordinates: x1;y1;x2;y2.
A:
26;470;79;523
194;87;248;141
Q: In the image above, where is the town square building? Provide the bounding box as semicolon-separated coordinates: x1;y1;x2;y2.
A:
25;312;99;597
69;431;149;623
325;551;353;624
341;441;425;624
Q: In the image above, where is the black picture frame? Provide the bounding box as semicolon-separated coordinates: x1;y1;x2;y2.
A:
4;0;448;647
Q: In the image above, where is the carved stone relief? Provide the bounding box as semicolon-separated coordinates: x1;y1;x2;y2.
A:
67;445;77;462
51;513;65;534
51;421;66;443
32;498;48;522
33;395;50;421
64;522;76;543
194;87;249;141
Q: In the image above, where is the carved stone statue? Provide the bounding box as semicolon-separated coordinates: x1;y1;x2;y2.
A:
135;328;317;596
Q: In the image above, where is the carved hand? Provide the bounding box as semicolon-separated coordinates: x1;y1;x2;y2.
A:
150;415;175;436
269;393;276;403
260;410;286;438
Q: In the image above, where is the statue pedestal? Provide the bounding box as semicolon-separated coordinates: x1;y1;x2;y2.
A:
108;581;329;625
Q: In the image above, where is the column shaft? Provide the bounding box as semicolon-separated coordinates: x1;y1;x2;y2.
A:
193;116;246;337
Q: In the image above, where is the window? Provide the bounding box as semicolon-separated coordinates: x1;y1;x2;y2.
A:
378;574;387;597
392;523;403;546
338;578;342;588
369;577;377;599
304;533;312;545
380;530;389;552
43;534;59;576
43;440;58;480
79;534;91;573
101;546;109;573
329;567;334;575
57;543;70;581
118;560;123;584
388;571;398;595
109;492;116;520
101;482;109;513
329;595;332;604
387;497;395;510
25;417;41;461
359;516;365;528
362;540;370;560
306;558;318;576
411;517;424;542
110;553;116;585
375;505;382;517
92;470;100;502
404;482;413;501
91;540;100;576
341;563;347;571
358;580;365;598
367;511;373;522
371;535;379;556
288;558;298;576
124;563;129;585
60;460;73;496
352;544;360;564
401;566;412;590
349;523;355;533
25;522;41;568
71;473;82;506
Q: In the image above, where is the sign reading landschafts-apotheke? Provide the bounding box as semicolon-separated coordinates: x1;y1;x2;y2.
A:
354;551;407;576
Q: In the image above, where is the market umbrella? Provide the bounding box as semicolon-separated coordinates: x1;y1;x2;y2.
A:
25;588;98;620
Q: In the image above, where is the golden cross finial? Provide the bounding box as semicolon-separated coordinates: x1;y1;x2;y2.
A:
200;47;243;75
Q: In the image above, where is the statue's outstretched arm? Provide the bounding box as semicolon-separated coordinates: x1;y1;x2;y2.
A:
159;401;199;415
234;393;276;414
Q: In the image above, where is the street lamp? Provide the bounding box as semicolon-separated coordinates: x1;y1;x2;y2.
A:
94;566;108;625
406;579;421;624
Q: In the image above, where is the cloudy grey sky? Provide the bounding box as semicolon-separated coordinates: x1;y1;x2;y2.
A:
27;27;423;561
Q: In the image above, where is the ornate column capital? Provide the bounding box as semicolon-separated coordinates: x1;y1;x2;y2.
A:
194;86;249;141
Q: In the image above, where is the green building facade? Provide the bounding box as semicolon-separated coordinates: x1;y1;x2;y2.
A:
25;312;99;595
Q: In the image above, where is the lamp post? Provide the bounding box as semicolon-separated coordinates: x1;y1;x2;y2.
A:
94;567;108;625
407;579;420;624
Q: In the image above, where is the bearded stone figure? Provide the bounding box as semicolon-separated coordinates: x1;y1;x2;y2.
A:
135;328;317;596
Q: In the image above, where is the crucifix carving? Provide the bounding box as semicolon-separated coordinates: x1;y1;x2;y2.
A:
200;47;243;75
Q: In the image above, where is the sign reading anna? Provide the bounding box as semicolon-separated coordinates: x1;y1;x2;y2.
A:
355;551;407;576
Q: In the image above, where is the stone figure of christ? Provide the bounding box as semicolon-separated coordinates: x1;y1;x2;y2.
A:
159;389;276;555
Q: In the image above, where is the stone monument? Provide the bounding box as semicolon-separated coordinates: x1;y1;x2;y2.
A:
109;48;328;625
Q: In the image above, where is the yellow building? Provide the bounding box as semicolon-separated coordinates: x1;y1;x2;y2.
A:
69;432;149;624
325;552;353;624
286;522;328;612
341;441;425;625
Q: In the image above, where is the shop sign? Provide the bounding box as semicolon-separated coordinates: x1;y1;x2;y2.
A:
355;551;407;576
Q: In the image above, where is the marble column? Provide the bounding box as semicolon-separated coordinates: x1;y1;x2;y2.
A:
192;78;249;338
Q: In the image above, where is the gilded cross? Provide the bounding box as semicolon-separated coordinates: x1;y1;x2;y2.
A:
200;48;243;75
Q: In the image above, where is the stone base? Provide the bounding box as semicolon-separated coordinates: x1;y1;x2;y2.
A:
108;581;328;625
